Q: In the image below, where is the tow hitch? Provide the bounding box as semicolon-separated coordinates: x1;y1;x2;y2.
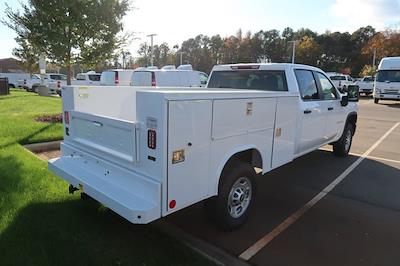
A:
69;184;79;194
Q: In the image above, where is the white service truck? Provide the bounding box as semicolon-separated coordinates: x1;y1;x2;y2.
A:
373;57;400;104
49;63;358;231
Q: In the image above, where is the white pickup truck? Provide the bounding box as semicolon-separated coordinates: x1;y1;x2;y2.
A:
48;71;102;95
356;76;374;95
49;63;358;231
20;73;68;92
328;73;355;92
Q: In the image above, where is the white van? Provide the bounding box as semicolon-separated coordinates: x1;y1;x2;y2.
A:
373;57;400;103
131;67;208;88
100;69;135;86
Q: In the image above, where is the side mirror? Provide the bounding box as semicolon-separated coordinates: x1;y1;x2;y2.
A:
347;85;359;102
340;95;349;106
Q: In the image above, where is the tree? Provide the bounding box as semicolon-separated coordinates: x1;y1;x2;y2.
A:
4;0;130;84
296;36;321;66
12;36;39;75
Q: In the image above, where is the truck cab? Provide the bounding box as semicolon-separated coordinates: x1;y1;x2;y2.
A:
49;63;358;231
373;57;400;104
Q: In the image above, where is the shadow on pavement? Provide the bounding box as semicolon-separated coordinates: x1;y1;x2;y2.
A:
165;149;400;264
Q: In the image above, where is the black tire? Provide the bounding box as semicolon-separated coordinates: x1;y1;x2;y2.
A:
80;192;93;201
333;123;354;157
207;161;256;231
374;98;379;104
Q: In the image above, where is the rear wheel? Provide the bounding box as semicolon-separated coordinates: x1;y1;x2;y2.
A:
333;123;354;157
207;162;256;231
374;98;379;104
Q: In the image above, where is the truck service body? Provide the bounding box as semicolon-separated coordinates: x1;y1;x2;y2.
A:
49;63;358;230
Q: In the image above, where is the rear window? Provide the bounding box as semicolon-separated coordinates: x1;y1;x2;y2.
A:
88;74;100;81
377;70;400;82
50;74;67;80
329;75;346;81
76;74;86;80
207;70;288;91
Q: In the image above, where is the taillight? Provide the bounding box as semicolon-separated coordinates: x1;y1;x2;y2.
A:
147;130;156;149
64;111;69;125
24;79;26;85
230;65;260;70
151;72;156;87
57;81;61;88
339;81;342;87
115;71;119;85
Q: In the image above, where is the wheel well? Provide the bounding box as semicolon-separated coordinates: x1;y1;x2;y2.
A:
221;149;262;177
346;113;357;134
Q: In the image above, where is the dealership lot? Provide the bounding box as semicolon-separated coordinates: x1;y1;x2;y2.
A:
165;97;400;266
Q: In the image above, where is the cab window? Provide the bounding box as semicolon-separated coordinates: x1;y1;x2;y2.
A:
316;72;338;100
294;69;319;100
199;73;208;85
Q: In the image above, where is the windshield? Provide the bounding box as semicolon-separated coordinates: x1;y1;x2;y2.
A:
50;74;67;80
330;75;346;81
377;70;400;82
207;70;288;91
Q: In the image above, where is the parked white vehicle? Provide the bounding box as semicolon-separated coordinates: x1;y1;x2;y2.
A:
48;71;101;95
49;63;358;231
131;66;208;88
18;74;41;90
100;69;135;86
373;57;400;104
20;73;67;92
0;72;30;88
356;76;374;95
328;73;355;92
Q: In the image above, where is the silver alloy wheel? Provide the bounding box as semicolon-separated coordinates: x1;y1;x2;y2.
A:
228;177;252;219
344;129;352;152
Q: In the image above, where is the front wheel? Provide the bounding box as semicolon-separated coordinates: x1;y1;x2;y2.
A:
374;98;379;104
333;123;354;157
207;162;256;231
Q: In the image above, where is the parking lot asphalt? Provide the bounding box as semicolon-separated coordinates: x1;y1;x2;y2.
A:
165;97;400;266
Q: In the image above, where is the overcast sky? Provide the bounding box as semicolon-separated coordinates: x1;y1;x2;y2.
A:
0;0;399;59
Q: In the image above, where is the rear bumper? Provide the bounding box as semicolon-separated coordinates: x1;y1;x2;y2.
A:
48;143;161;224
374;94;400;100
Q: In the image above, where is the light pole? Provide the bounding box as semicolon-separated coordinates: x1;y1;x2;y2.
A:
147;34;157;66
179;52;185;65
372;48;377;71
288;40;299;64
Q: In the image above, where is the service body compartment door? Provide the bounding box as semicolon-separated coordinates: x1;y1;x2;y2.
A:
167;100;212;213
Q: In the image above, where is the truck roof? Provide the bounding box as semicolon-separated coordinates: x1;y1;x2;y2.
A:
378;57;400;70
211;63;323;73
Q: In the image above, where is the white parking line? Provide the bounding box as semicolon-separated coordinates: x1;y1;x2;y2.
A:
318;148;400;165
239;122;400;261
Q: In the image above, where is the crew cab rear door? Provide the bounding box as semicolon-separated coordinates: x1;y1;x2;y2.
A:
314;71;344;141
294;69;326;154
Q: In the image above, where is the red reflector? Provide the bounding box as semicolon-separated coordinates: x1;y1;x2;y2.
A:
115;71;119;85
64;111;69;125
147;130;156;149
151;72;156;87
231;65;260;70
169;200;176;209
